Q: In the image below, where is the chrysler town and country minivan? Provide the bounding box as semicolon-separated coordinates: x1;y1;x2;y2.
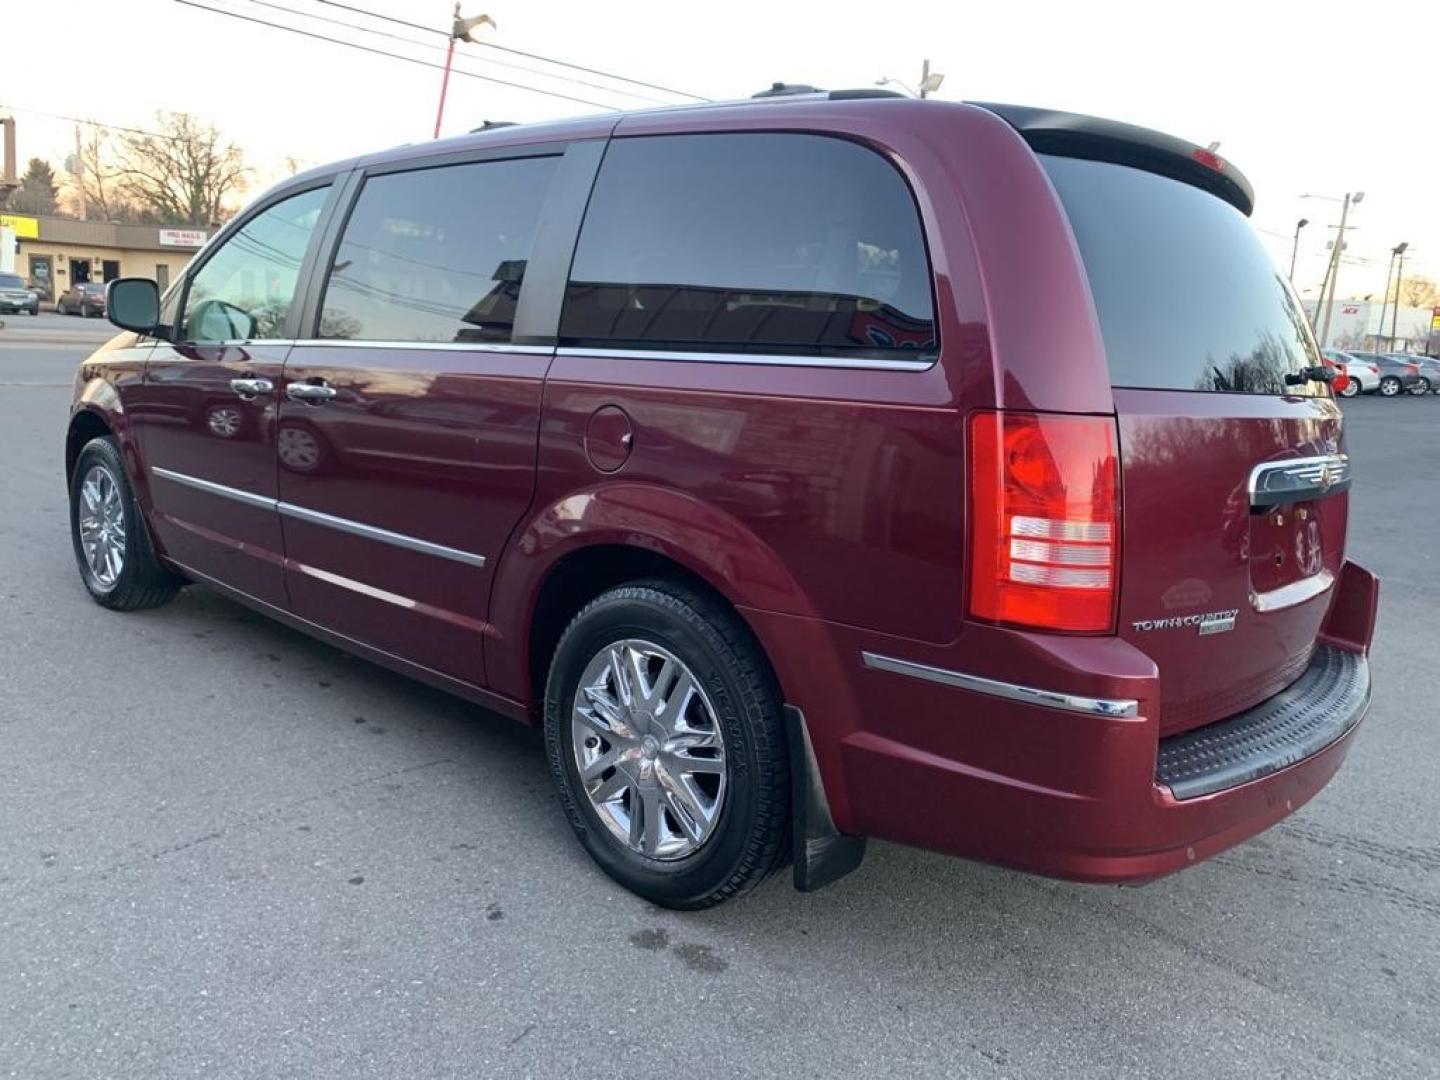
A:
68;91;1378;908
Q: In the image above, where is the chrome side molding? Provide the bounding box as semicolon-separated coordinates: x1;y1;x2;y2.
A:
861;651;1140;718
560;346;934;372
149;467;486;568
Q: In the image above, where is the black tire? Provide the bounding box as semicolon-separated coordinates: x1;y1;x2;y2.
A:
69;436;184;611
1338;377;1361;398
544;581;790;909
1379;376;1402;397
1409;378;1431;396
27;305;38;316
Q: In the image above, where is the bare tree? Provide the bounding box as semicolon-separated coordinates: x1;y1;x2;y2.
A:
114;112;248;227
63;125;141;222
1399;275;1439;310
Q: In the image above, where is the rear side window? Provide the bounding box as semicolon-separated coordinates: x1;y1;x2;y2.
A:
1042;155;1320;394
561;133;935;358
319;155;558;343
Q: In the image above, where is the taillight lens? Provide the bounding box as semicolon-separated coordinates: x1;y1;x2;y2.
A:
970;411;1120;633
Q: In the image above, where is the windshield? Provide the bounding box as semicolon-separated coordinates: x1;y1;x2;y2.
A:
1042;155;1321;395
0;274;25;289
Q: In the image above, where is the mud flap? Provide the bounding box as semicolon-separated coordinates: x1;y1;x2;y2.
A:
783;705;866;892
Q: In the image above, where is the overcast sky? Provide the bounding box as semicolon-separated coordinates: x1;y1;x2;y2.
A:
6;0;1438;300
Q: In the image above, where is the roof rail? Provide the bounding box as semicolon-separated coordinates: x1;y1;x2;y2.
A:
470;120;519;133
751;83;909;102
752;82;822;98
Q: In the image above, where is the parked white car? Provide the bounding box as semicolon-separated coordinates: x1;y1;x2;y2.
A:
1323;348;1380;397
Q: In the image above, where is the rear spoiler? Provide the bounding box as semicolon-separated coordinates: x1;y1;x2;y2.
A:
969;102;1255;217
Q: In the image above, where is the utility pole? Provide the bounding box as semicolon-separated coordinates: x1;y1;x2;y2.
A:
434;5;496;139
1288;217;1309;283
73;125;87;221
1316;191;1363;350
1391;244;1408;348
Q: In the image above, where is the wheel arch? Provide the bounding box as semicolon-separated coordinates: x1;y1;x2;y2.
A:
487;481;817;712
65;406;115;482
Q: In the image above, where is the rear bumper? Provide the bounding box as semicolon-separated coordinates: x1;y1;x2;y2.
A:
747;560;1379;884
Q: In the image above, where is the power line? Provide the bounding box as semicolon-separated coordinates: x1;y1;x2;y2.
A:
310;0;709;101
236;0;672;104
173;0;623;111
0;103;182;143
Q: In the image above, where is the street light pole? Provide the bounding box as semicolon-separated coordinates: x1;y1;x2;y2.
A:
433;5;496;139
1316;191;1363;350
1391;244;1408;348
1288;217;1308;283
1376;243;1404;351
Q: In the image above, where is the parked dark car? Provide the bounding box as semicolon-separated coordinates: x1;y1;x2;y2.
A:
65;92;1377;908
0;272;40;315
1404;355;1440;394
57;282;109;317
1346;350;1424;395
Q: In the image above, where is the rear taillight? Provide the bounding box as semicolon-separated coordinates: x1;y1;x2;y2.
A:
970;411;1120;633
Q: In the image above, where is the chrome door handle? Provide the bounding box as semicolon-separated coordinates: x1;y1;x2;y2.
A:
286;382;338;404
230;377;274;399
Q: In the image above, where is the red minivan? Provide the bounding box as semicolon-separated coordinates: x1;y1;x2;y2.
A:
69;92;1377;908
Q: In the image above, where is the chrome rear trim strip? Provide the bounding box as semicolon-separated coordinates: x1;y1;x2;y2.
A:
148;467;486;568
1252;569;1335;613
861;651;1140;718
560;347;934;372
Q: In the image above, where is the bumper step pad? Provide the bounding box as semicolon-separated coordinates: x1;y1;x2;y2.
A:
1157;645;1369;800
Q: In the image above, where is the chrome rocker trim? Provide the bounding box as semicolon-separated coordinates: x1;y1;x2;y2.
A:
861;651;1140;718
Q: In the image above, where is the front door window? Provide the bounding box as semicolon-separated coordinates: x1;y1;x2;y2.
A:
180;186;329;342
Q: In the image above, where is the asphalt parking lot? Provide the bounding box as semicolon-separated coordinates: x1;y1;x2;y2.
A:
2;331;1437;1079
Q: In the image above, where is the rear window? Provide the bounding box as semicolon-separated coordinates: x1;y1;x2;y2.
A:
1042;155;1320;395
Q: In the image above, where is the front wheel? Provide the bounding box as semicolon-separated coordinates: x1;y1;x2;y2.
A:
1409;378;1431;396
1379;376;1402;396
544;581;790;909
69;436;184;610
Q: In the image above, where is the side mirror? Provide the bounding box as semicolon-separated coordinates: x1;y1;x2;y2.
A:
107;278;163;336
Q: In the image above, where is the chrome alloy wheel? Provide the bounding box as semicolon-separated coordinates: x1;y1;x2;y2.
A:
571;639;727;861
76;464;126;589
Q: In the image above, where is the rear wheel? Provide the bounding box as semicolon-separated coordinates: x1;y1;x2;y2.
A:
1408;378;1430;396
1338;376;1361;398
1379;376;1402;396
69;437;184;610
544;581;789;909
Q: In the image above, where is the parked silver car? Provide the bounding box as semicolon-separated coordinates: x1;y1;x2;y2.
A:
1322;348;1379;397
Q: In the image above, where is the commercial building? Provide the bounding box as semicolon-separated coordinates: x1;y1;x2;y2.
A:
0;212;209;303
1302;298;1437;354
